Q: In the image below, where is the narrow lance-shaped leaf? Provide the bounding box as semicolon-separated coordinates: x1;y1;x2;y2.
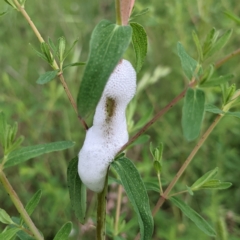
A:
67;156;86;223
200;74;234;88
130;22;148;73
77;20;132;118
191;167;218;190
199;179;232;190
225;111;240;119
0;227;20;240
0;208;14;224
182;88;205;141
177;42;201;80
36;70;59;85
192;30;203;63
170;197;216;237
204;29;232;59
53;222;72;240
205;104;224;115
111;157;153;240
4;141;75;168
20;190;42;224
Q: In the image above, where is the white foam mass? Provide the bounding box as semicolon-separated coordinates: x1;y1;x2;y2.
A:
78;59;136;192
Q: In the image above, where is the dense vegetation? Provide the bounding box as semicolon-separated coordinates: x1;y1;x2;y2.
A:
1;0;240;239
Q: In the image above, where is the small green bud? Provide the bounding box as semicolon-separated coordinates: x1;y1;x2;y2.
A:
153;160;162;174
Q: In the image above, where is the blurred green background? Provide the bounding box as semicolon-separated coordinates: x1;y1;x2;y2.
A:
1;0;240;239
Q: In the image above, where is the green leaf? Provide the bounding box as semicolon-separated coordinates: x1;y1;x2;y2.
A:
53;222;72;240
36;70;59;85
144;181;160;193
130;22;148;73
182;88;205;141
4;141;75;168
111;157;153;240
225;111;240;119
224;10;240;25
130;8;149;21
62;62;85;70
200;64;214;85
177;42;201;80
199;179;232;190
192;30;203;63
48;37;57;55
200;74;234;88
17;230;35;240
41;42;53;64
30;44;48;62
186;185;194;196
77;20;132;118
20;190;42;224
204;29;232;59
202;28;219;58
0;208;14;224
191;168;218;190
170;197;216;237
63;38;79;61
0;112;7;148
0;227;20;240
67;157;86;223
205;104;224;114
4;0;17;10
58;36;66;63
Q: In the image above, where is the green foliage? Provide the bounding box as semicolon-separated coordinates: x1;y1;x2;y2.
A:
200;74;234;88
0;112;24;155
204;29;232;59
0;209;13;225
111;157;153;240
182;88;205;141
20;189;42;223
170;197;216;237
191;168;232;191
67;157;86;224
77;20;132;118
130;22;148;73
0;227;20;240
4;141;75;168
36;70;59;85
53;222;72;240
177;42;201;80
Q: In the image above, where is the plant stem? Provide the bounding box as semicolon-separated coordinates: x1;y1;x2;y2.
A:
215;48;240;69
119;79;197;153
114;185;123;235
96;174;108;240
115;0;122;25
152;114;223;216
157;173;163;195
13;0;88;131
0;170;44;240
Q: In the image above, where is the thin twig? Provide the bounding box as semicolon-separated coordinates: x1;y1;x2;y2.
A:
0;170;44;240
13;0;88;131
119;79;197;153
152;114;222;216
215;48;240;69
114;185;123;235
